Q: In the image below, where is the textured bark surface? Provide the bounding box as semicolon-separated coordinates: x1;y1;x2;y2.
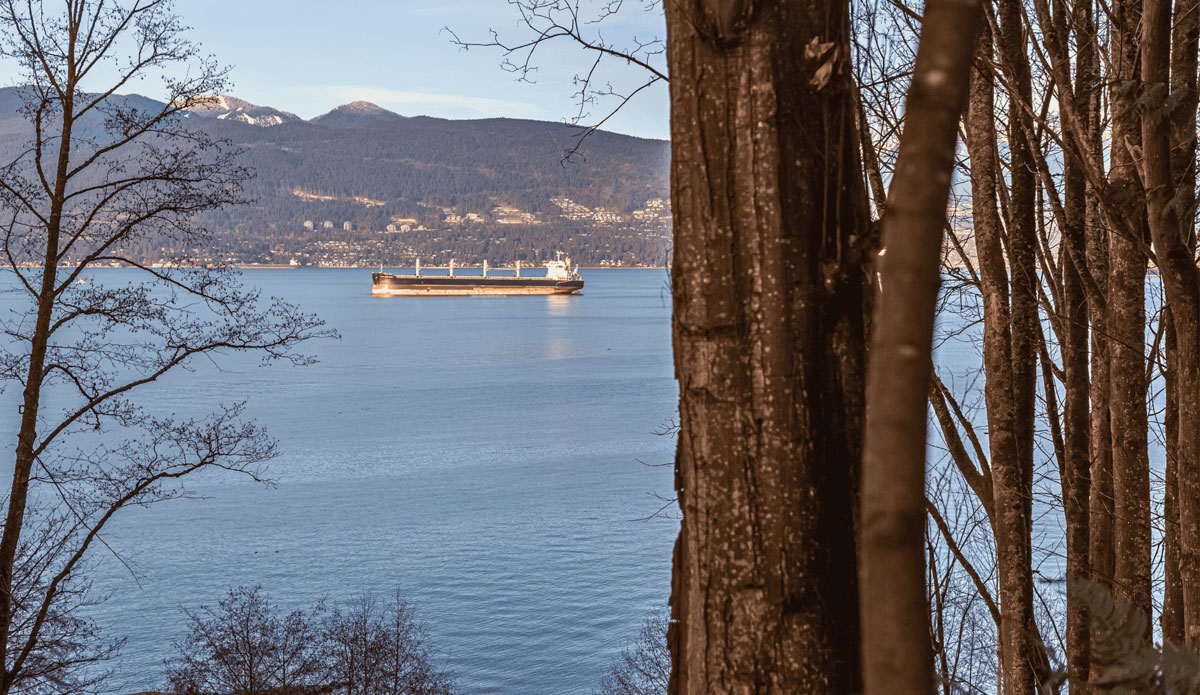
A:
859;0;979;691
1168;0;1200;653
991;0;1038;689
1107;0;1153;645
1086;74;1114;629
665;0;871;693
1057;1;1094;689
966;26;1030;695
1163;315;1184;644
1061;64;1093;695
1146;0;1200;650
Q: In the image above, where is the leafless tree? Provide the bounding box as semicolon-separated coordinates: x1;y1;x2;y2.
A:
597;609;668;695
165;586;328;695
324;594;453;695
860;0;981;690
445;0;667;159
167;588;454;695
4;514;120;695
0;2;333;692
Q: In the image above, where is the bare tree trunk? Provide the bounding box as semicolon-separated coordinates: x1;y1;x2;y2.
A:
1057;1;1094;689
855;87;889;218
1062;95;1094;695
1156;0;1194;641
0;88;74;692
1107;0;1153;649
665;0;871;692
993;0;1038;687
928;540;953;695
1145;0;1200;650
1169;0;1200;653
860;0;980;690
1163;314;1184;644
966;25;1028;695
1084;1;1114;640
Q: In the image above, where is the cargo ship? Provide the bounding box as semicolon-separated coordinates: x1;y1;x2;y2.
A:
371;254;584;296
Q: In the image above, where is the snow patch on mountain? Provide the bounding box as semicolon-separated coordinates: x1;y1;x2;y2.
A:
186;95;300;127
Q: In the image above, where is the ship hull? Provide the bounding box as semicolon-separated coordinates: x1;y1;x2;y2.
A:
371;273;583;296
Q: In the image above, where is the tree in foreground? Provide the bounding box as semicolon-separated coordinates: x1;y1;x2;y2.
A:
0;1;331;692
663;0;871;690
166;587;454;695
859;0;981;690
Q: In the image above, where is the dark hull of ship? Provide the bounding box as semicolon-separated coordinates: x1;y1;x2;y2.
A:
371;273;584;296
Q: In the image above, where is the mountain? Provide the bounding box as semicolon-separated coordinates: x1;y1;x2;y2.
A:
185;95;302;127
185;97;405;130
0;89;671;267
310;101;405;129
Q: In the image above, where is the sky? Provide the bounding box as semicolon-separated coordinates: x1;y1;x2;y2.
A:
164;0;671;139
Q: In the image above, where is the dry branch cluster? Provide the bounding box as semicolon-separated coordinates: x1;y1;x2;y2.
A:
860;0;1199;685
0;3;333;693
165;587;453;695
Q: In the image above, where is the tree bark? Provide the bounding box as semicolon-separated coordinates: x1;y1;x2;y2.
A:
0;88;74;693
1163;313;1184;645
991;0;1038;688
1061;0;1093;687
966;26;1034;694
665;1;871;692
1168;0;1200;653
860;0;980;691
1107;0;1152;651
1083;0;1114;640
1144;0;1200;650
1062;127;1093;695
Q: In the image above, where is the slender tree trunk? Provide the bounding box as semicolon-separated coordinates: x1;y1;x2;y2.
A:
860;0;980;691
1062;83;1093;695
665;0;871;692
929;543;953;695
1057;2;1094;689
1156;0;1195;640
1106;0;1152;650
1169;0;1200;653
855;87;888;217
993;0;1038;688
966;25;1030;695
1060;1;1099;691
1083;0;1114;640
0;87;74;692
1163;313;1184;644
1086;227;1115;658
1145;0;1200;650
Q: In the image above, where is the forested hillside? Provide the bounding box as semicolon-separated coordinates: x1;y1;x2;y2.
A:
0;89;672;266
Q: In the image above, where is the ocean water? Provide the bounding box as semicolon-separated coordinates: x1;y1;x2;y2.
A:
0;268;680;694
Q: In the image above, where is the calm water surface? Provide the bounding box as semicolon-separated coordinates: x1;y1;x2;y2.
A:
1;268;680;694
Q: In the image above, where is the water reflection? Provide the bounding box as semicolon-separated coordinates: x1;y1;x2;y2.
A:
546;339;570;361
546;294;575;315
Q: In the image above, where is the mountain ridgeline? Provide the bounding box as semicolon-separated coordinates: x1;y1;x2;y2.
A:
0;89;672;267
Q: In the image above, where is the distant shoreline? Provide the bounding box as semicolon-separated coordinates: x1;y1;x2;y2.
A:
240;265;668;270
16;265;668;271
